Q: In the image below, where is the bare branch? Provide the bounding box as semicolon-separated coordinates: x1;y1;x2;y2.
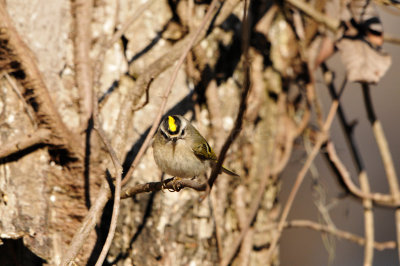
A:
326;141;396;206
359;170;374;266
362;84;400;197
0;129;51;159
374;0;400;10
384;34;400;45
285;220;396;251
93;115;123;266
362;83;400;262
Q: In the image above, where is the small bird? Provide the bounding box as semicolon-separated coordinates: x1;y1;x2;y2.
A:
152;115;238;185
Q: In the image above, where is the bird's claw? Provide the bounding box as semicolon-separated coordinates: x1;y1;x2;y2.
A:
163;177;183;192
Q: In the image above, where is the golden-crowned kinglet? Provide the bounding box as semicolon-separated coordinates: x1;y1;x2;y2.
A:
152;115;238;179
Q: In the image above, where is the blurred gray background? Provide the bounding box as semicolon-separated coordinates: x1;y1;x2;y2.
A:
281;6;400;266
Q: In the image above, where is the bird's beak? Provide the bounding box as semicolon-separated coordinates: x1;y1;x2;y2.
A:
171;137;178;143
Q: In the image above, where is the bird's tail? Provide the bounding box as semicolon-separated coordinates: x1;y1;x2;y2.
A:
221;165;239;177
211;161;239;176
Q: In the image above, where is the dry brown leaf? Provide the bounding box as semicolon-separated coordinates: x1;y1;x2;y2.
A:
336;38;391;83
349;0;383;34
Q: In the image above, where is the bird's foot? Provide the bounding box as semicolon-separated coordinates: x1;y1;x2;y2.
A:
163;177;183;192
171;177;183;192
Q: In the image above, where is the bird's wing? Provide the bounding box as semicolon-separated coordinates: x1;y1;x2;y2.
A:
192;140;217;161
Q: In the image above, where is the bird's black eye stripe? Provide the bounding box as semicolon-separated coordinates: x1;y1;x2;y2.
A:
162;118;170;132
160;129;169;140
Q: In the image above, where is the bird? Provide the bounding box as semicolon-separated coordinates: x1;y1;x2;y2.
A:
152;115;238;189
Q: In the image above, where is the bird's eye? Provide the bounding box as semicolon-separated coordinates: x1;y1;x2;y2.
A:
181;129;185;135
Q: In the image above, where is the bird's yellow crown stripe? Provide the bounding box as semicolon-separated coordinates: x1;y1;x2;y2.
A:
168;116;177;132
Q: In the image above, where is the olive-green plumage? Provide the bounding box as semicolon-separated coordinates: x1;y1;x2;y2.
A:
152;115;238;178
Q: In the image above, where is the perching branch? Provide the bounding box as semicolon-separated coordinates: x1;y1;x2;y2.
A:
121;178;207;198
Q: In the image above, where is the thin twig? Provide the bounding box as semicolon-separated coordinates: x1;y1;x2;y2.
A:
284;220;396;251
93;112;123;266
294;106;311;137
62;90;123;266
0;129;51;158
326;141;396;206
362;83;400;262
374;0;400;10
132;78;152;112
210;190;224;262
72;0;94;128
322;65;375;264
362;84;400;198
65;0;150;260
121;0;221;186
384;34;400;45
108;0;156;49
264;98;339;263
359;169;374;266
